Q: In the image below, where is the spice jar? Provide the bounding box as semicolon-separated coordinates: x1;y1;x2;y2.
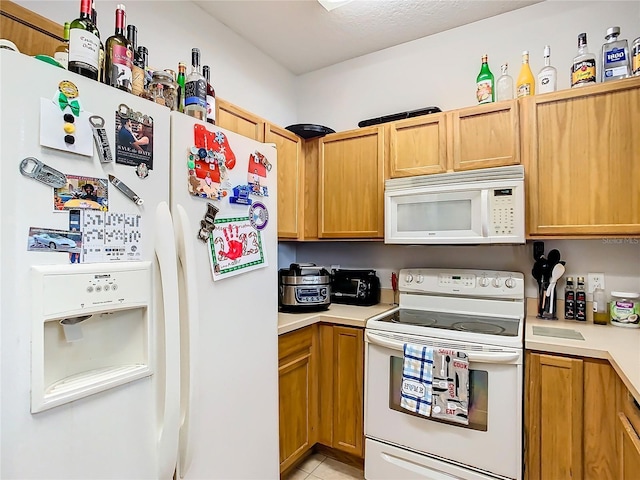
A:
149;70;177;110
609;291;640;328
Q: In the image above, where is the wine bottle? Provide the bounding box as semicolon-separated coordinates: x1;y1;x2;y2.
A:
184;48;207;121
202;65;216;124
105;4;133;93
177;62;186;113
128;25;144;96
68;0;101;80
90;6;105;83
54;22;70;68
476;54;494;104
516;50;535;97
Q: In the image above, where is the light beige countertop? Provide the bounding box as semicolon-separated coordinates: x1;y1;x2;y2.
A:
526;316;640;403
278;302;398;336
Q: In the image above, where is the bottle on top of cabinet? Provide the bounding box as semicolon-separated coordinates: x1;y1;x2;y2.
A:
476;54;495;104
537;45;557;94
564;276;575;319
516;50;535;97
496;63;514;101
571;33;597;88
601;26;630;82
575;276;587;321
631;35;640;76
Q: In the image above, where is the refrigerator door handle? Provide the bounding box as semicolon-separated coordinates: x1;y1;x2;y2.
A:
174;204;200;479
155;202;181;480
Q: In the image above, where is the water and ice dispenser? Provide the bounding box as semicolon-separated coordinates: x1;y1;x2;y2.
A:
31;262;153;413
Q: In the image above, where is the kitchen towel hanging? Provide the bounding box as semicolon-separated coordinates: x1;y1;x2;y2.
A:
431;348;470;425
400;343;434;417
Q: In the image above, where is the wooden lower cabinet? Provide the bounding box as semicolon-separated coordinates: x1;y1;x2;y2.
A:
525;352;622;480
619;412;640;479
318;325;365;457
278;326;317;473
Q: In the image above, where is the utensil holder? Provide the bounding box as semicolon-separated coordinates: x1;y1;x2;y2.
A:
537;280;558;319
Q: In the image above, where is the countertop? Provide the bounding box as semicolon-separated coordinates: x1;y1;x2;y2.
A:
526;316;640;403
278;302;397;336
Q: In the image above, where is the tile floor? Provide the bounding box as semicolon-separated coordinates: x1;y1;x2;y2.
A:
283;453;364;480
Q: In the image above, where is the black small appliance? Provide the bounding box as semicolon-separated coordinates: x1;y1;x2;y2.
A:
330;269;381;306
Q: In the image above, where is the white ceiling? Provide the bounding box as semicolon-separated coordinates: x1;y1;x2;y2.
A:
195;0;542;75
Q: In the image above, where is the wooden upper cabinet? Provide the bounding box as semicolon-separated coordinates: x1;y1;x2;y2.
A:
318;127;384;238
451;100;520;171
265;124;304;239
215;98;265;142
524;78;640;236
388;113;447;178
0;1;63;57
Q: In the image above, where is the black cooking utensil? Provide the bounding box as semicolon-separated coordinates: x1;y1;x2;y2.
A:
445;355;451;378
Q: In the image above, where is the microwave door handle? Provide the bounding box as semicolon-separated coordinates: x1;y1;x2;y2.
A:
481;190;489;238
365;331;520;364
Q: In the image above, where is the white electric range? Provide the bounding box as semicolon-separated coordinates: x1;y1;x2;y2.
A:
365;269;525;480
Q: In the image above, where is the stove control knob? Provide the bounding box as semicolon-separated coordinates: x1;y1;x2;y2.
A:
478;276;490;287
492;277;502;288
505;277;516;289
416;274;424;284
405;273;414;283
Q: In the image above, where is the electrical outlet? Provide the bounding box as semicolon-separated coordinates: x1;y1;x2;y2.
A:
330;264;340;271
587;273;605;294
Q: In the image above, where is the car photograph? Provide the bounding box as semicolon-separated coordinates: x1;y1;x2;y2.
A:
32;232;77;250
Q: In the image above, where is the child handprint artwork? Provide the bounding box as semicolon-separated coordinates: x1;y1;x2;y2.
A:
208;217;267;281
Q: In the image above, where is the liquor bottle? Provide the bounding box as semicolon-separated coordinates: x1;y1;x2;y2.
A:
128;25;144;96
68;0;101;80
184;48;207;121
202;65;216;124
516;51;535;97
496;63;514;101
575;277;587;321
177;62;186;113
537;45;557;94
601;26;630;82
571;33;597;88
592;283;608;325
476;54;494;104
90;6;105;83
633;35;640;76
564;277;575;320
105;4;133;93
54;22;71;68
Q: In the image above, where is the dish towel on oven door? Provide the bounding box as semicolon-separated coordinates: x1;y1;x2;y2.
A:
431;348;470;425
400;343;434;416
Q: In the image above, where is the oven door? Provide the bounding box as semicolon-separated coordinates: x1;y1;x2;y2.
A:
365;330;522;480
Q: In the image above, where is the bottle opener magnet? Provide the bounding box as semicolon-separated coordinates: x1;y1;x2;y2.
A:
89;115;113;163
198;202;219;242
19;157;67;188
108;174;144;206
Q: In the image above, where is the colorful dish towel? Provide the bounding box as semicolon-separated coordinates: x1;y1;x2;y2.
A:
431;348;470;425
400;343;434;417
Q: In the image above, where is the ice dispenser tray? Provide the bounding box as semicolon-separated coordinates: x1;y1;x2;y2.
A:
31;262;153;413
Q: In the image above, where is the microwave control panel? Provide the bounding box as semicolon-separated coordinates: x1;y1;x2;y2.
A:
490;188;515;236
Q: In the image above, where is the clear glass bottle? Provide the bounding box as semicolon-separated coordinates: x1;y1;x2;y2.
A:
516;50;535;97
593;283;608;325
54;22;70;68
537;45;557;94
571;33;597;88
633;36;640;76
476;54;494;104
68;0;100;80
105;4;133;93
601;27;631;82
496;63;514;101
184;48;207;120
202;65;216;124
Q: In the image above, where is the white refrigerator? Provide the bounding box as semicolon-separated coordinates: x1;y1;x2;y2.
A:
0;50;279;479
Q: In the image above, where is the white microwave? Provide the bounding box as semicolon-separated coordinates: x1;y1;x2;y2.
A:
385;165;525;244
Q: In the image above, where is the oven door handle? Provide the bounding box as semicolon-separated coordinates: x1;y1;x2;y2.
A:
366;331;521;364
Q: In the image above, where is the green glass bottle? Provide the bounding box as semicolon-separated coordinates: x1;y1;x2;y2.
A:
177;62;186;113
476;54;495;104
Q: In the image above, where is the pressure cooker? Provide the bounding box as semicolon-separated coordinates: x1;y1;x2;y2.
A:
278;263;331;313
